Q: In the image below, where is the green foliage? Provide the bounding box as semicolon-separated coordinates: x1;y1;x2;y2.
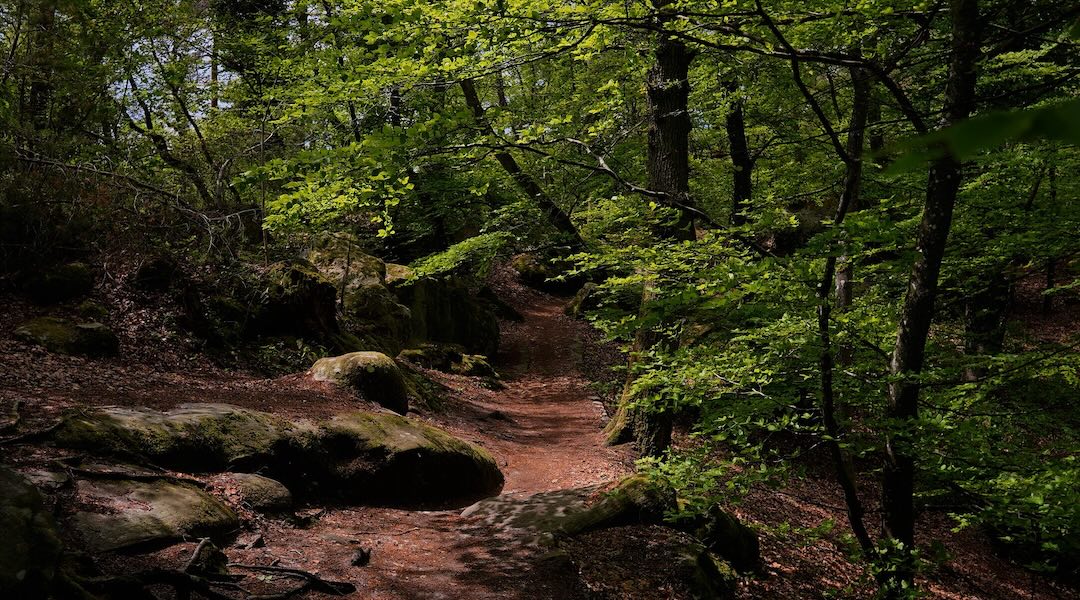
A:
408;231;513;280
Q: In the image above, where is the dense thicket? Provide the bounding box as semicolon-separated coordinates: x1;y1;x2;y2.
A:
2;1;1078;596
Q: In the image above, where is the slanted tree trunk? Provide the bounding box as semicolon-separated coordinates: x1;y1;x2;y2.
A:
725;80;753;226
882;0;980;593
459;78;583;249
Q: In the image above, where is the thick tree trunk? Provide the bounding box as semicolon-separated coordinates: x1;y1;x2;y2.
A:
646;35;696;241
724;81;753;226
607;22;696;458
459;79;583;248
26;0;57;136
882;0;980;593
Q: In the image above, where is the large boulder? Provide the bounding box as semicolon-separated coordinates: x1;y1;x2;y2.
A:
309;352;410;415
131;255;179;291
70;477;238;552
51;404;290;472
0;467;62;600
392;275;499;356
343;284;413;351
251;259;339;339
307;235;414;349
50;404;503;507
24;262;94;304
283;412;504;506
306;233;387;298
14;317;119;357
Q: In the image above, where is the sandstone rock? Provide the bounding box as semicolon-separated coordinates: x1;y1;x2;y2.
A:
228;473;292;512
251;259;339;339
71;477;238;552
284;411;503;506
51;404;289;472
51;404;503;508
392;276;499;356
0;467;62;599
24;262;94;304
309;352;410;415
14;317;119;357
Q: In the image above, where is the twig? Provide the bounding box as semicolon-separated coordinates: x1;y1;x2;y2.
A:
183;538;213;574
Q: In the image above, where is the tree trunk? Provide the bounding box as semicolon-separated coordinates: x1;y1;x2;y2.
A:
725;80;753;226
459;79;583;249
882;0;980;594
606;21;696;458
26;0;57;137
819;66;873;556
646;35;696;241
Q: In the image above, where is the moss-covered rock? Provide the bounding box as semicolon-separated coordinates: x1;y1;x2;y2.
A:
51;403;499;508
561;525;737;600
672;504;761;573
24;262;94;304
71;477;238;552
556;475;760;574
397;343;466;371
452;354;498;378
556;475;676;537
343;283;413;351
51;404;290;472
306;233;387;292
251;259;339;339
283;412;504;506
0;467;62;600
309;351;410;415
384;263;415;287
228;473;292;513
75;300;109;321
392;276;499;355
131;255;178;291
14;317;119;357
510;253;581;295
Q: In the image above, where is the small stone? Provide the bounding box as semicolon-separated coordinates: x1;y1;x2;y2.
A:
350;547;371;567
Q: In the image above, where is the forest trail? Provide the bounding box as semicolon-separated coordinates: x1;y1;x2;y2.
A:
213;287;634;599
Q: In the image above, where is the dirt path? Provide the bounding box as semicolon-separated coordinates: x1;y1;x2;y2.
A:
212;289;633;599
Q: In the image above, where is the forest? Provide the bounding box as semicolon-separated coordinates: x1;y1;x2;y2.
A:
0;0;1078;598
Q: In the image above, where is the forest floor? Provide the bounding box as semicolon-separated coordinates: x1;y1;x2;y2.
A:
1;266;1077;599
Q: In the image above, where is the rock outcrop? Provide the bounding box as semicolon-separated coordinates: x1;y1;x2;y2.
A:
391;275;499;356
225;473;293;513
50;403;504;507
24;262;94;304
14;317;119;357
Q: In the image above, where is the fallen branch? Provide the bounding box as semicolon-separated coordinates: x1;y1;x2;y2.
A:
227;564;355;596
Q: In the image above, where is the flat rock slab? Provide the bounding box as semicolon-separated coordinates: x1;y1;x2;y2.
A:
462;485;603;534
71;477;238;552
52;403;289;472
